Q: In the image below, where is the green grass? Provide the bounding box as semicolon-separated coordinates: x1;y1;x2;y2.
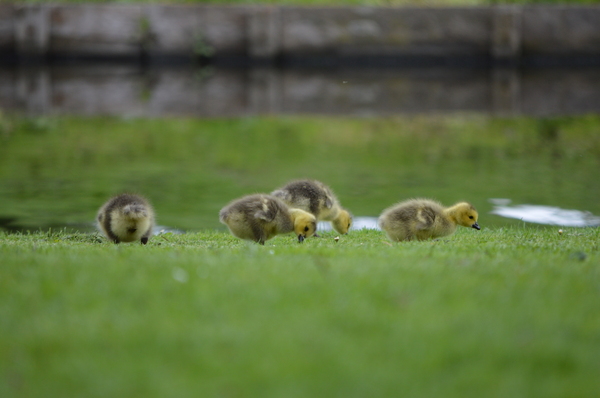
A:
2;115;599;231
1;226;599;397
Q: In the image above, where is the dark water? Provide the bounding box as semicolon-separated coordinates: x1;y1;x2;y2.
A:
1;66;599;233
3;65;600;117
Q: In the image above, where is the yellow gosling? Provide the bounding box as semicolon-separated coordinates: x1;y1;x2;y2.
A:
271;179;353;234
219;194;317;245
378;198;480;242
97;193;155;244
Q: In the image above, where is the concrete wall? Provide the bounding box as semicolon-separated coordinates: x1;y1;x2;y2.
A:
2;4;600;62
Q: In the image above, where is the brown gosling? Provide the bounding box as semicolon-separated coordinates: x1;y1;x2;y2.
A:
97;193;155;244
271;179;353;234
219;194;317;245
378;198;480;242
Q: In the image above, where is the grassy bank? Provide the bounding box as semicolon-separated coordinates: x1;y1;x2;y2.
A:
1;115;599;231
1;227;599;397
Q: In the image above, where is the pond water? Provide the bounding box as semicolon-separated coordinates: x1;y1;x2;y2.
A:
1;66;599;233
489;200;600;228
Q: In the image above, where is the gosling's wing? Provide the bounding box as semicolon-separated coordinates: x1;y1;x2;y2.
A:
317;182;337;210
218;208;229;223
254;198;279;222
415;207;436;230
271;189;291;203
324;195;334;209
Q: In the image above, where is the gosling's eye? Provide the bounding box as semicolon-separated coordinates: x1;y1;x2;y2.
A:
304;226;309;232
469;216;474;219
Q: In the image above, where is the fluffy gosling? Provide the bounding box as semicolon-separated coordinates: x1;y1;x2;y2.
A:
97;193;155;244
271;179;352;234
219;194;317;245
379;198;480;242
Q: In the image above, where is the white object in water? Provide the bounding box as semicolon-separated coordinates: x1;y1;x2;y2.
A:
154;225;184;235
490;201;600;227
318;216;380;231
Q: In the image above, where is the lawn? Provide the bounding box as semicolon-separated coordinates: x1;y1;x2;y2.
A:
2;115;599;232
1;226;599;397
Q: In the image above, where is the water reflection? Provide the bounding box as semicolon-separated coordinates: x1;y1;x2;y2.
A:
3;66;600;116
490;199;600;227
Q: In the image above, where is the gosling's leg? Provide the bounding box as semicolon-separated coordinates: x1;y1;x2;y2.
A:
251;225;266;245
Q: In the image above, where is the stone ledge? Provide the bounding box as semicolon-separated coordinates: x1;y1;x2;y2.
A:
1;4;600;63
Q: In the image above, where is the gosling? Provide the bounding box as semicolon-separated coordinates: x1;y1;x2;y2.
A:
219;194;317;245
97;193;155;244
271;179;353;234
378;198;480;242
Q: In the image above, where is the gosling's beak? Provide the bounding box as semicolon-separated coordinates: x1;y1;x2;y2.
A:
298;234;305;243
472;222;481;230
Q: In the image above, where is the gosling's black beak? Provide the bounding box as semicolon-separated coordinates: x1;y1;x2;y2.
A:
298;234;305;243
472;222;481;230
